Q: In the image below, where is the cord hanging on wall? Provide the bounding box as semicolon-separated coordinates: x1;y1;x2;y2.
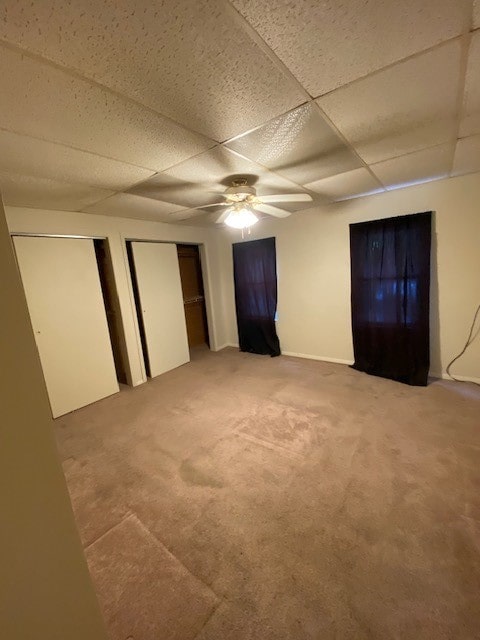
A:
445;303;480;386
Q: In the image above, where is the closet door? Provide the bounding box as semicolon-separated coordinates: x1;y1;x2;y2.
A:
13;236;119;417
131;242;189;377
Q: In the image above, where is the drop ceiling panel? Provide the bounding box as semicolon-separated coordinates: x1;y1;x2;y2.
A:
460;31;480;137
168;209;208;223
305;168;384;202
452;135;480;176
132;147;318;213
175;212;225;227
165;147;308;196
231;0;470;97
82;193;185;222
0;44;214;171
224;103;362;185
127;174;226;210
371;143;454;190
317;40;462;164
0;0;306;141
0;130;154;191
0;171;113;210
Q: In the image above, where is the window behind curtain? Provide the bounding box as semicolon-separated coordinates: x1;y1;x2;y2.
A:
233;237;280;357
350;212;431;386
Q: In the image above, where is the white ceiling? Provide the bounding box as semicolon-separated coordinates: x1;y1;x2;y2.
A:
0;0;478;224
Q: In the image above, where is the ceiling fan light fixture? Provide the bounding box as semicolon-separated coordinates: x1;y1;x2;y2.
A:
224;205;258;229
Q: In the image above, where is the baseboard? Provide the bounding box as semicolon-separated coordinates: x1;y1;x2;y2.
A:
212;343;228;352
212;348;479;382
432;372;480;385
281;351;354;366
213;343;239;352
215;346;353;365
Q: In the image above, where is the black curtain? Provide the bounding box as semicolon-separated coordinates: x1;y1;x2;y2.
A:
350;211;431;386
233;237;280;357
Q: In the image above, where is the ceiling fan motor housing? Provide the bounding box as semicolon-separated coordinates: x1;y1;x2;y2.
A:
225;181;257;201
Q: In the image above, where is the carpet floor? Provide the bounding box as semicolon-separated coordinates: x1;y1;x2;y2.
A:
56;347;480;640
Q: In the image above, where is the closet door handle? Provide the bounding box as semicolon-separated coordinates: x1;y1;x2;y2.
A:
184;296;204;304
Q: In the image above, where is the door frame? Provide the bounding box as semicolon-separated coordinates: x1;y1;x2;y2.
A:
124;239;215;374
11;232;130;383
177;243;210;349
12;234;120;416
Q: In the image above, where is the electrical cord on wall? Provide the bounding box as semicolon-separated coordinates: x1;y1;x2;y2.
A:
445;303;480;386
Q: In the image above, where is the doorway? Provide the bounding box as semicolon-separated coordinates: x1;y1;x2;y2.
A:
126;241;190;378
12;235;121;417
94;239;129;384
177;244;210;349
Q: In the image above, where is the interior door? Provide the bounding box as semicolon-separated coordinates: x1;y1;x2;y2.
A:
177;244;209;347
13;236;119;417
131;242;189;377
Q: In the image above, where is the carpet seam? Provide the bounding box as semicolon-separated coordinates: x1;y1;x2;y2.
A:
83;511;134;551
192;598;226;640
126;512;223;602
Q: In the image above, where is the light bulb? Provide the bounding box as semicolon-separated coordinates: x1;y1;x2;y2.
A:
224;205;258;229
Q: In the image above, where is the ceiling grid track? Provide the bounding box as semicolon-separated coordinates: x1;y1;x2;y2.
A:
0;0;478;219
0;37;220;145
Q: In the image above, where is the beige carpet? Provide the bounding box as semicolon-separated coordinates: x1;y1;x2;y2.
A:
56;347;480;640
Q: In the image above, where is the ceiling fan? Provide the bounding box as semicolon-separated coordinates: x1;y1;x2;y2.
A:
189;179;313;229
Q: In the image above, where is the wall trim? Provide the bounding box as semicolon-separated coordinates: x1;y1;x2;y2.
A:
213;343;239;351
215;345;354;365
214;348;479;382
281;351;354;365
430;371;480;385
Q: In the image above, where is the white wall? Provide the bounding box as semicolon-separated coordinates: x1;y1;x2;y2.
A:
0;197;107;639
6;207;228;386
219;172;480;382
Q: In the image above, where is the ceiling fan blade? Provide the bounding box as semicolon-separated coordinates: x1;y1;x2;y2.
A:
215;208;232;224
191;202;229;210
260;193;312;203
169;202;227;214
255;203;291;218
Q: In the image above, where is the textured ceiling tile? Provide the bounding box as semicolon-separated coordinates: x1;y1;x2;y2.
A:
317;41;462;164
169;208;225;226
304;168;384;201
474;0;480;29
0;0;305;141
152;147;317;213
175;212;224;227
371;143;454;190
163;146;304;193
231;0;470;97
0;130;154;191
82;193;185;221
452;135;480;176
0;171;113;210
0;45;214;171
128;173;226;210
224;103;362;184
460;31;480;137
167;208;207;222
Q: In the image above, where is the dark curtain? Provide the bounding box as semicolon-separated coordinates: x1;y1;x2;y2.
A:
233;237;280;357
350;211;431;386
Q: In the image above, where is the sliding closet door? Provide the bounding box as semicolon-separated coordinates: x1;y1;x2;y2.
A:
13;236;119;417
131;242;189;377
